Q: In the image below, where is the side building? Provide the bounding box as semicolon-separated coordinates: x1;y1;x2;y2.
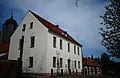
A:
82;57;102;75
8;10;83;76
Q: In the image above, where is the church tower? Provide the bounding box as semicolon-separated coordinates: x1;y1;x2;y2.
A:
1;13;18;43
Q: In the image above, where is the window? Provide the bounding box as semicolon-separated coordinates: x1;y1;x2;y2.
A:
68;43;70;52
30;22;33;29
60;39;62;50
22;24;26;31
19;36;24;50
74;46;76;54
53;57;56;67
30;36;35;48
78;61;80;69
75;60;76;68
60;58;63;67
53;36;56;48
78;47;80;55
29;57;33;67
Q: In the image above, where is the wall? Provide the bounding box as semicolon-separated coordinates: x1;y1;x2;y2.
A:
46;31;82;75
8;11;48;74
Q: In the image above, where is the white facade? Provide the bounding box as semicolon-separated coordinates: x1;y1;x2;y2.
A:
8;11;82;75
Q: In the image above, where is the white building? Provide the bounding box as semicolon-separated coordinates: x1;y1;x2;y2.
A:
8;10;83;76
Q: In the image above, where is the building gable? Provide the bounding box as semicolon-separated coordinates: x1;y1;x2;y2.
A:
29;10;82;47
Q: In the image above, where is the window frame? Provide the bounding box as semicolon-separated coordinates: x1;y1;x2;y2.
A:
60;39;62;50
78;47;80;55
78;61;80;69
30;22;33;29
30;36;35;48
75;60;76;68
29;57;33;68
22;24;26;31
60;58;63;68
53;36;56;48
74;45;76;54
53;57;56;67
68;43;70;52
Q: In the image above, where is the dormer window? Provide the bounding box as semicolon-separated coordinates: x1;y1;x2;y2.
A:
65;34;67;37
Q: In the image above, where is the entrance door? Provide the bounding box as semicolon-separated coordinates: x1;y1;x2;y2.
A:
68;59;71;75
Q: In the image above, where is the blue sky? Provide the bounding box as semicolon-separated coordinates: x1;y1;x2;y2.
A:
1;0;119;61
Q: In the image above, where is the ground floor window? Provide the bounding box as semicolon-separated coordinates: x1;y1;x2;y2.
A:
29;57;33;68
60;58;63;67
53;57;56;67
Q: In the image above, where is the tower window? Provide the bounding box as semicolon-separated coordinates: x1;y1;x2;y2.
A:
22;24;26;31
30;22;33;29
30;36;35;48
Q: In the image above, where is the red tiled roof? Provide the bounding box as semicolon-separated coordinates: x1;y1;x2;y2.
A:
29;10;82;47
82;57;102;67
0;43;9;52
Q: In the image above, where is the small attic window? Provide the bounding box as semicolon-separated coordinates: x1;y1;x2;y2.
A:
30;22;33;29
22;24;26;31
64;31;67;37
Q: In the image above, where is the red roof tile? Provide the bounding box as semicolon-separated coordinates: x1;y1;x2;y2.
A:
29;10;82;47
82;57;102;67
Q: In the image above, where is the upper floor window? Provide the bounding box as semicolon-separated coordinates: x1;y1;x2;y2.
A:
60;58;63;67
53;36;56;48
30;36;35;48
68;43;70;52
78;47;80;55
22;24;26;31
19;36;24;50
29;57;33;68
30;22;33;29
53;57;56;67
60;39;62;50
74;46;76;54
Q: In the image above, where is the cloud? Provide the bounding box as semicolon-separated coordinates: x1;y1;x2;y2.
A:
0;0;109;57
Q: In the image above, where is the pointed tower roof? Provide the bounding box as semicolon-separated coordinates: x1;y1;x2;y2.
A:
29;10;82;47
